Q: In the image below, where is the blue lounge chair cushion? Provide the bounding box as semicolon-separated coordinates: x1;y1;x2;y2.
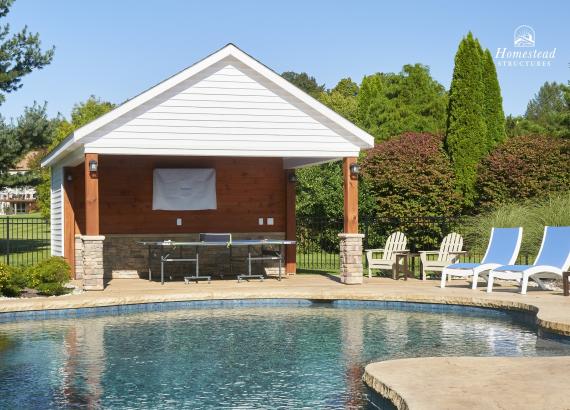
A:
534;226;570;268
446;263;480;270
482;228;522;265
493;264;533;272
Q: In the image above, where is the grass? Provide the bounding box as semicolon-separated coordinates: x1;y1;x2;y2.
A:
0;214;50;266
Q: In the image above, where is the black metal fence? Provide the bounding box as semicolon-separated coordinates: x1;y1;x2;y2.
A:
0;215;531;275
296;215;531;274
0;217;51;266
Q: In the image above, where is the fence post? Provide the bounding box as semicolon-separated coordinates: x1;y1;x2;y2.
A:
5;217;10;266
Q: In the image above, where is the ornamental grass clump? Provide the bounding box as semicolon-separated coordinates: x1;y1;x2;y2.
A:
460;191;570;256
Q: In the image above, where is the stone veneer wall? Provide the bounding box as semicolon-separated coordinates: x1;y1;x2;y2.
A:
74;234;84;279
339;233;364;285
102;232;286;279
82;235;105;290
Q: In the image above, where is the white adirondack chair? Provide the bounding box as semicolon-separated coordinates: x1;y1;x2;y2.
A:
419;232;465;280
366;232;408;278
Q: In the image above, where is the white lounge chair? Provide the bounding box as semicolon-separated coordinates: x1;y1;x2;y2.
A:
440;227;522;289
487;226;570;295
366;231;407;278
419;232;465;280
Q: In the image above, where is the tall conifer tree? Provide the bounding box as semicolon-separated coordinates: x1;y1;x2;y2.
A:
482;48;506;150
445;32;487;205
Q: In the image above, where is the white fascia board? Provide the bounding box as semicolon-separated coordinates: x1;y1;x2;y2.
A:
42;47;234;167
283;157;342;169
43;44;374;166
41;133;76;167
84;146;360;158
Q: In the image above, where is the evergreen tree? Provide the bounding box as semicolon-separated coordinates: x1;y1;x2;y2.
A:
482;49;505;150
445;32;487;205
0;0;54;104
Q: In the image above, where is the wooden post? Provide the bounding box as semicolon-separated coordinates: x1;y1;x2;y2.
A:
343;157;358;233
339;157;363;284
285;169;296;274
63;167;75;277
84;153;100;236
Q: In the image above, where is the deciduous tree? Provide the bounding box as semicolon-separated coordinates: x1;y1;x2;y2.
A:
37;97;115;217
281;71;325;98
357;64;447;141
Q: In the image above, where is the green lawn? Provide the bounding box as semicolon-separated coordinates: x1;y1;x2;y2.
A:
0;214;50;266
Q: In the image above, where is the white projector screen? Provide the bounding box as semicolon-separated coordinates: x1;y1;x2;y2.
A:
152;168;217;210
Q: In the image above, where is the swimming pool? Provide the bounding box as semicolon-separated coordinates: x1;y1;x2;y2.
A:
0;300;568;409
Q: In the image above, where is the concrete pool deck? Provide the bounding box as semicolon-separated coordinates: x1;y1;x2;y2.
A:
0;274;569;410
363;356;570;410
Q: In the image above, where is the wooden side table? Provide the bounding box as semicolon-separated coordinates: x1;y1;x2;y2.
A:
393;252;417;281
563;272;569;296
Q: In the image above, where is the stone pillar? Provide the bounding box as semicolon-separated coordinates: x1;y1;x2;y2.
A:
82;235;105;291
339;233;364;285
74;234;84;279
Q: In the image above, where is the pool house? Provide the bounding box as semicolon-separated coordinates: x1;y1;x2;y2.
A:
41;44;374;290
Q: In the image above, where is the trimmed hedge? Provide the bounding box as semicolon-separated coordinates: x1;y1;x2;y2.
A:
476;135;570;209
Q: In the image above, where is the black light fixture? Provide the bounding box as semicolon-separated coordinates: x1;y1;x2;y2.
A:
89;159;98;173
288;172;297;183
349;163;360;176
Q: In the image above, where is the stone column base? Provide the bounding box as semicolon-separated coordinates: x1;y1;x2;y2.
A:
338;233;364;285
74;234;84;280
81;235;106;291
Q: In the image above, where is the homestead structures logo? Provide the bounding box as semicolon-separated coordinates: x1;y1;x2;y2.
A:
495;25;556;67
514;25;535;47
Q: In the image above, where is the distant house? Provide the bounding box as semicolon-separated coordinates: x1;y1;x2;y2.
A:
0;151;39;215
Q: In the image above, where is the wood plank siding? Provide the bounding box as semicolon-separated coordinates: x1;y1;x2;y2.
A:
83;62;359;158
69;155;287;235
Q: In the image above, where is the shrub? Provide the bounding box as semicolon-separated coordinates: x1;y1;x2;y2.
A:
0;264;24;297
0;264;10;295
459;191;570;256
28;257;71;296
476;135;570;209
362;133;462;249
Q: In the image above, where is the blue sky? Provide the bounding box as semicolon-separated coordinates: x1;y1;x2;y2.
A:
1;0;568;121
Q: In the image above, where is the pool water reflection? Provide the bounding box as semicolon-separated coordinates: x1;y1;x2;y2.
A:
0;302;568;409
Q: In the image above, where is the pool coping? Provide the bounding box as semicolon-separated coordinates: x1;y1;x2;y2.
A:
0;288;568;337
363;357;570;410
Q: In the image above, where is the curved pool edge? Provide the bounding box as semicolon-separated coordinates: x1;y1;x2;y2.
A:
0;288;568;338
363;356;570;410
362;367;409;410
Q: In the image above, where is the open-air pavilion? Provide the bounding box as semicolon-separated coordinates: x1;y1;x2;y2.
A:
41;44;374;290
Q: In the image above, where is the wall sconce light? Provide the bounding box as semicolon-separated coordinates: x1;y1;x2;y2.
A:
89;160;98;173
349;163;360;176
288;172;297;183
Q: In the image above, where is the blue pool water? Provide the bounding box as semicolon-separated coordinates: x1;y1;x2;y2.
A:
0;301;569;409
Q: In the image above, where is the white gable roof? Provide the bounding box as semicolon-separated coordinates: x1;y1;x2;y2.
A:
42;44;374;168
